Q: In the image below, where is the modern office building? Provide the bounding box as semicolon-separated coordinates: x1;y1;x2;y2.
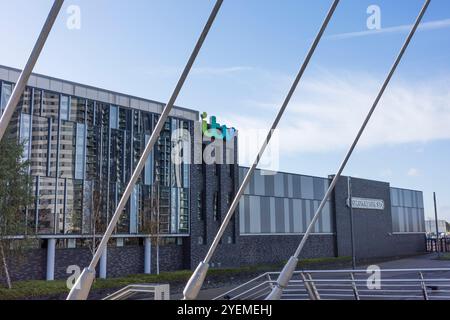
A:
0;65;427;282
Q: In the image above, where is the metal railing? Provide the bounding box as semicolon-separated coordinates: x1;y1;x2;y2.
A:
103;284;170;301
427;238;450;253
214;268;450;301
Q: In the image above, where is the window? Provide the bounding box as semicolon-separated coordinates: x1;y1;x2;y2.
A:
65;179;83;234
19;114;32;161
41;91;59;118
110;105;118;129
60;95;70;121
37;177;56;234
74;123;86;180
18;88;32;114
70;97;86;123
0;82;12;114
58;121;76;179
30;116;49;177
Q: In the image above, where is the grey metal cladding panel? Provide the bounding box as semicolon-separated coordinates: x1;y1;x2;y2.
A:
283;174;289;198
275;198;285;233
274;173;284;197
284;199;290;233
260;197;271;233
0;66;8;80
303;200;314;231
300;176;314;200
390;188;399;207
408;208;414;232
399;190;405;207
239;199;245;234
322;202;331;233
293;175;301;198
392;207;399;232
249;196;261;234
289;199;294;233
404;208;410;232
303;200;310;232
412;208;419;232
313;177;326;201
244;195;250;234
398;208;405;232
270;197;276;233
249;170;255;195
405;190;413;208
287;174;294;198
313;201;320;233
412;191;418;208
292;199;302;233
419;208;425;232
265;174;275;198
417;191;424;208
255;172;265;196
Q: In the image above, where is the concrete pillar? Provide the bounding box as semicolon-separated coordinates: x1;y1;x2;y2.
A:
99;247;107;279
144;238;152;274
46;238;56;281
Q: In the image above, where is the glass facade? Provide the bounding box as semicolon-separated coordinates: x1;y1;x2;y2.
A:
1;80;192;237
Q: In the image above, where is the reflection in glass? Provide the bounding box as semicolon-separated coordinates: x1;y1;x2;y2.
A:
58;121;76;179
30;116;50;177
60;95;69;121
18;88;32;114
0;82;12;113
75;123;86;180
33;89;42;117
65;179;83;234
41;91;59;118
37;177;56;234
110;105;118;129
19;113;32;161
70;97;86;123
48;118;59;177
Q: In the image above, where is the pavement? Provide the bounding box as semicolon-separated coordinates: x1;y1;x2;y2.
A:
171;254;450;300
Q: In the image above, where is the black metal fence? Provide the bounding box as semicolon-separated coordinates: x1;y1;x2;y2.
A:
427;238;450;253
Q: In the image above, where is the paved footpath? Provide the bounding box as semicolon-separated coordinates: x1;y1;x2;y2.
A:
171;254;450;300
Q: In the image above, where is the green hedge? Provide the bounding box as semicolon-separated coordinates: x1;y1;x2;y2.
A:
0;256;350;300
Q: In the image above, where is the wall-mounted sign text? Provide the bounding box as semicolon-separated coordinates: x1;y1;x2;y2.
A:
348;197;385;211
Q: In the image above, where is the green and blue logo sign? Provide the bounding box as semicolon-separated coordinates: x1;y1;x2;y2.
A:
201;112;237;142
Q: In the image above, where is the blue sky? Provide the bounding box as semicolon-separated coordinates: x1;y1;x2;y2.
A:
1;0;450;221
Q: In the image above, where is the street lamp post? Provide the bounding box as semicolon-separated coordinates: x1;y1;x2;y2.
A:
266;0;431;300
434;192;441;257
348;176;356;270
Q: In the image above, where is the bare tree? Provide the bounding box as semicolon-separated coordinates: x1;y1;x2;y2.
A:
84;181;107;257
142;183;161;275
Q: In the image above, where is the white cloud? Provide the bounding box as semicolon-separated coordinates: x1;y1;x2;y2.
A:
407;168;420;177
225;70;450;156
327;18;450;40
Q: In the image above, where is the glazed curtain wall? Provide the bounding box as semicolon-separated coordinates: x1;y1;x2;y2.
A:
0;81;191;236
